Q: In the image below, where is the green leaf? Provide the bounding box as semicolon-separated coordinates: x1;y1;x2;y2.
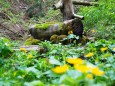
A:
49;58;62;65
24;80;44;86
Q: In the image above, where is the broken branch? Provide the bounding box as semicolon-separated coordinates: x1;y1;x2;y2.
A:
73;14;84;20
73;0;99;6
52;0;63;10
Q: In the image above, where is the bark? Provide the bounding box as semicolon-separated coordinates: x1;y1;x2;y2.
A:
52;0;63;10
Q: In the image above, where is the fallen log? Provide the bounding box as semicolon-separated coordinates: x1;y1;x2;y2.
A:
72;0;99;6
29;19;83;40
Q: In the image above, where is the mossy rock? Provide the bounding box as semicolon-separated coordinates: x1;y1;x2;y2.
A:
50;34;68;44
24;37;40;45
50;34;58;43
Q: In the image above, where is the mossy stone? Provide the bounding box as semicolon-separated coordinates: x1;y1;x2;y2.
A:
24;37;40;45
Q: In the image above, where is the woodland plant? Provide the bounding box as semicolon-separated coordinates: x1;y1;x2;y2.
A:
0;39;115;85
79;0;115;39
0;0;115;85
0;38;12;58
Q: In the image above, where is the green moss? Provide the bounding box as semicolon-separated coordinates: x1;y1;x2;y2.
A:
50;35;67;44
34;22;63;30
35;23;52;30
59;22;63;29
50;34;58;43
24;37;40;45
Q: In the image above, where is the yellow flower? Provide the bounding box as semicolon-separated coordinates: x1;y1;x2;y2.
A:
85;52;94;58
27;54;33;59
86;74;93;79
66;58;83;65
92;67;104;76
100;47;108;52
68;30;73;34
52;64;68;74
74;65;89;73
20;48;27;52
91;29;96;33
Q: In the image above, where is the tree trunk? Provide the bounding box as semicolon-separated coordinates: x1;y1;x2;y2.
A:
29;0;84;40
53;0;84;20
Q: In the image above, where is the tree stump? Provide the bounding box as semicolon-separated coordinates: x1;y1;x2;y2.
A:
29;0;84;41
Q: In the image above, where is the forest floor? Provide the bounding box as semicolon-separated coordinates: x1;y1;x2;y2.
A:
0;0;115;86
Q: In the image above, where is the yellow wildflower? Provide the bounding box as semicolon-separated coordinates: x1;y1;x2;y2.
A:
27;54;33;59
100;47;108;52
66;58;83;65
74;65;89;73
86;74;93;79
52;64;68;74
91;29;96;33
68;30;73;34
20;48;27;53
92;67;104;76
85;52;94;58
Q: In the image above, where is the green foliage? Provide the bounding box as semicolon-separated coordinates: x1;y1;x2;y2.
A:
0;38;12;58
0;0;11;11
0;39;115;85
1;0;115;85
39;9;62;22
79;0;115;39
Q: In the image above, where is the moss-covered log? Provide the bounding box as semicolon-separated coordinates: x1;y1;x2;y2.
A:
29;19;83;40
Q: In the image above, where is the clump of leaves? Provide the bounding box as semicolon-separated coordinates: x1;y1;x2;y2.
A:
0;37;12;58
